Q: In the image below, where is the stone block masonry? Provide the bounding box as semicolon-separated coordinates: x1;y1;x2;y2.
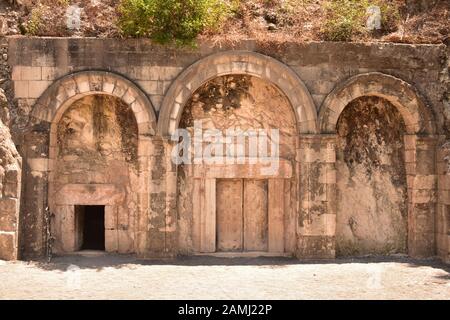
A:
0;37;447;264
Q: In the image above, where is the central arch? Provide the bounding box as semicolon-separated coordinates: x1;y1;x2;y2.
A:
158;51;318;136
159;52;317;256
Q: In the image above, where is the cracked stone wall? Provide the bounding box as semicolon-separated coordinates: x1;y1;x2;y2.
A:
0;89;21;260
335;96;408;256
3;38;449;261
0;35;21;261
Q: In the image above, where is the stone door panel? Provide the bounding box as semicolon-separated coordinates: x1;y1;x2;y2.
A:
243;179;268;251
216;179;243;252
216;179;269;252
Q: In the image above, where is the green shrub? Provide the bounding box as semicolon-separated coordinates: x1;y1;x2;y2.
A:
23;1;70;36
322;0;367;41
118;0;234;45
25;4;45;36
322;0;401;41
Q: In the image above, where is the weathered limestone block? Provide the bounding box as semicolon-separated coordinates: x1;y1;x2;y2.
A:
0;232;17;260
0;199;18;232
297;235;335;259
105;229;119;252
59;205;76;252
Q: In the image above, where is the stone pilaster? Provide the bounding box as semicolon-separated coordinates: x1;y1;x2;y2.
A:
437;138;450;263
135;135;152;256
296;134;337;259
163;138;178;256
404;135;438;258
142;137;177;258
19;123;50;259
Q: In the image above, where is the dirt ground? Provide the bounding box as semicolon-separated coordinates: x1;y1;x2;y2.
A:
0;254;449;300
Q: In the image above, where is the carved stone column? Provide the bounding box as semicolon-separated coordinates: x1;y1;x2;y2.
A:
19;122;50;259
142;137;177;258
404;134;438;258
296;134;337;259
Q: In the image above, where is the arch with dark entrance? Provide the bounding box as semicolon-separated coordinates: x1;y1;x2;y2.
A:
22;71;156;257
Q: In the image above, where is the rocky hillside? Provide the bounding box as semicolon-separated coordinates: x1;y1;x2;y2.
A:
0;0;449;44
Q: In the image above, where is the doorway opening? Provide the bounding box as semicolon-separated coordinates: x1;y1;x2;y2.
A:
75;205;105;251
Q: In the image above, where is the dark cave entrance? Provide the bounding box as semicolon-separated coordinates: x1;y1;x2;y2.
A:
76;205;105;251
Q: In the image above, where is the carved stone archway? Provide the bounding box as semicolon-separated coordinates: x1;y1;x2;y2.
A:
302;72;438;259
318;72;435;135
21;71;157;258
158;51;318;137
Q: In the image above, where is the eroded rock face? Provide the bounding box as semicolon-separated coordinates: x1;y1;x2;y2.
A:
57;95;138;167
336;96;408;256
0;88;21;260
0;119;19;198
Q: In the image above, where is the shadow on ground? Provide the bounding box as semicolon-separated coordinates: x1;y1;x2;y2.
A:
30;253;450;278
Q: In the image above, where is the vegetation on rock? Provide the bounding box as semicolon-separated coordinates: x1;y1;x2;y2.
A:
117;0;236;44
0;0;447;44
322;0;401;41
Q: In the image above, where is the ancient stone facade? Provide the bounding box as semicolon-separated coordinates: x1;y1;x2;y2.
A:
0;38;448;263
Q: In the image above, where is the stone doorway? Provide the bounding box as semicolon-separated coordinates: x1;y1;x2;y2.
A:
187;177;288;254
49;94;141;254
216;179;269;252
76;205;105;251
176;74;298;255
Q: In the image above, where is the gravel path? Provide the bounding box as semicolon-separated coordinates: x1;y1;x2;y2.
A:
0;254;449;300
